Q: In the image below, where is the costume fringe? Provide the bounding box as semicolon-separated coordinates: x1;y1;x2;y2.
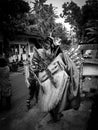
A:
39;70;68;112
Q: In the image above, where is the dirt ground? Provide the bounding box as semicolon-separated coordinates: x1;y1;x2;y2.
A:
0;72;93;130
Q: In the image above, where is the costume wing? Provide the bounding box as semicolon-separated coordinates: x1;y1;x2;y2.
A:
38;46;82;112
67;45;84;69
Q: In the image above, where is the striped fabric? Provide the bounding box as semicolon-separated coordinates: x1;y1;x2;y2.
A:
67;46;84;70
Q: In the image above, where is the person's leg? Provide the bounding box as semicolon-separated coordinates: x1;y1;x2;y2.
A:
27;85;32;110
49;102;64;123
27;86;33;110
50;110;63;121
26;82;36;110
49;110;58;122
35;83;39;104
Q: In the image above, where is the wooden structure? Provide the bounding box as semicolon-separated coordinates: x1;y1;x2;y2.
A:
9;32;44;62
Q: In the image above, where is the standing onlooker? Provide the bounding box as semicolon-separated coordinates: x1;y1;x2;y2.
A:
0;56;12;110
24;54;39;110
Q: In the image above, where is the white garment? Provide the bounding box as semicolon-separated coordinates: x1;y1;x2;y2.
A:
24;63;30;88
38;54;69;112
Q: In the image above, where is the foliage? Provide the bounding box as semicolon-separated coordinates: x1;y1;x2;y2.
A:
0;0;30;37
84;20;98;43
62;1;82;27
62;1;82;41
0;0;30;57
82;0;98;24
62;0;98;44
27;0;70;46
52;23;66;37
0;0;71;54
28;0;58;38
82;0;98;43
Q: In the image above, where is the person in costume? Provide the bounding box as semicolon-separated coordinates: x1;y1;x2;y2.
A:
37;42;81;122
24;37;59;110
26;36;81;123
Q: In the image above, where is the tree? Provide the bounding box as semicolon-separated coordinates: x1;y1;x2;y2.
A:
84;20;98;43
51;23;71;47
27;0;58;38
62;1;82;42
82;0;98;43
27;0;70;47
0;0;30;57
82;0;98;24
62;0;98;44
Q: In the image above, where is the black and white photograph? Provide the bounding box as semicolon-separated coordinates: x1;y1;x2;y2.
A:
0;0;98;130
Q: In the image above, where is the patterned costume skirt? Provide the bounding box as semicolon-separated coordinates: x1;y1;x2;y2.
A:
38;54;70;112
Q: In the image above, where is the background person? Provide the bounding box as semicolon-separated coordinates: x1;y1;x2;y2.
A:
24;54;39;110
0;56;12;110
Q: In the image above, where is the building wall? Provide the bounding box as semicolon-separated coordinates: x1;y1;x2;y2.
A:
83;64;98;76
9;40;34;62
82;63;98;92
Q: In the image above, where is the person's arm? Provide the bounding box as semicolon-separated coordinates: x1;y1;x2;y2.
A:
24;64;30;88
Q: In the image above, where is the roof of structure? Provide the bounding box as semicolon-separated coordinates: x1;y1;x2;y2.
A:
16;31;44;40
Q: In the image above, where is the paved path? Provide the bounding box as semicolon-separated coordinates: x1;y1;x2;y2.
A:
0;72;92;130
0;72;28;130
